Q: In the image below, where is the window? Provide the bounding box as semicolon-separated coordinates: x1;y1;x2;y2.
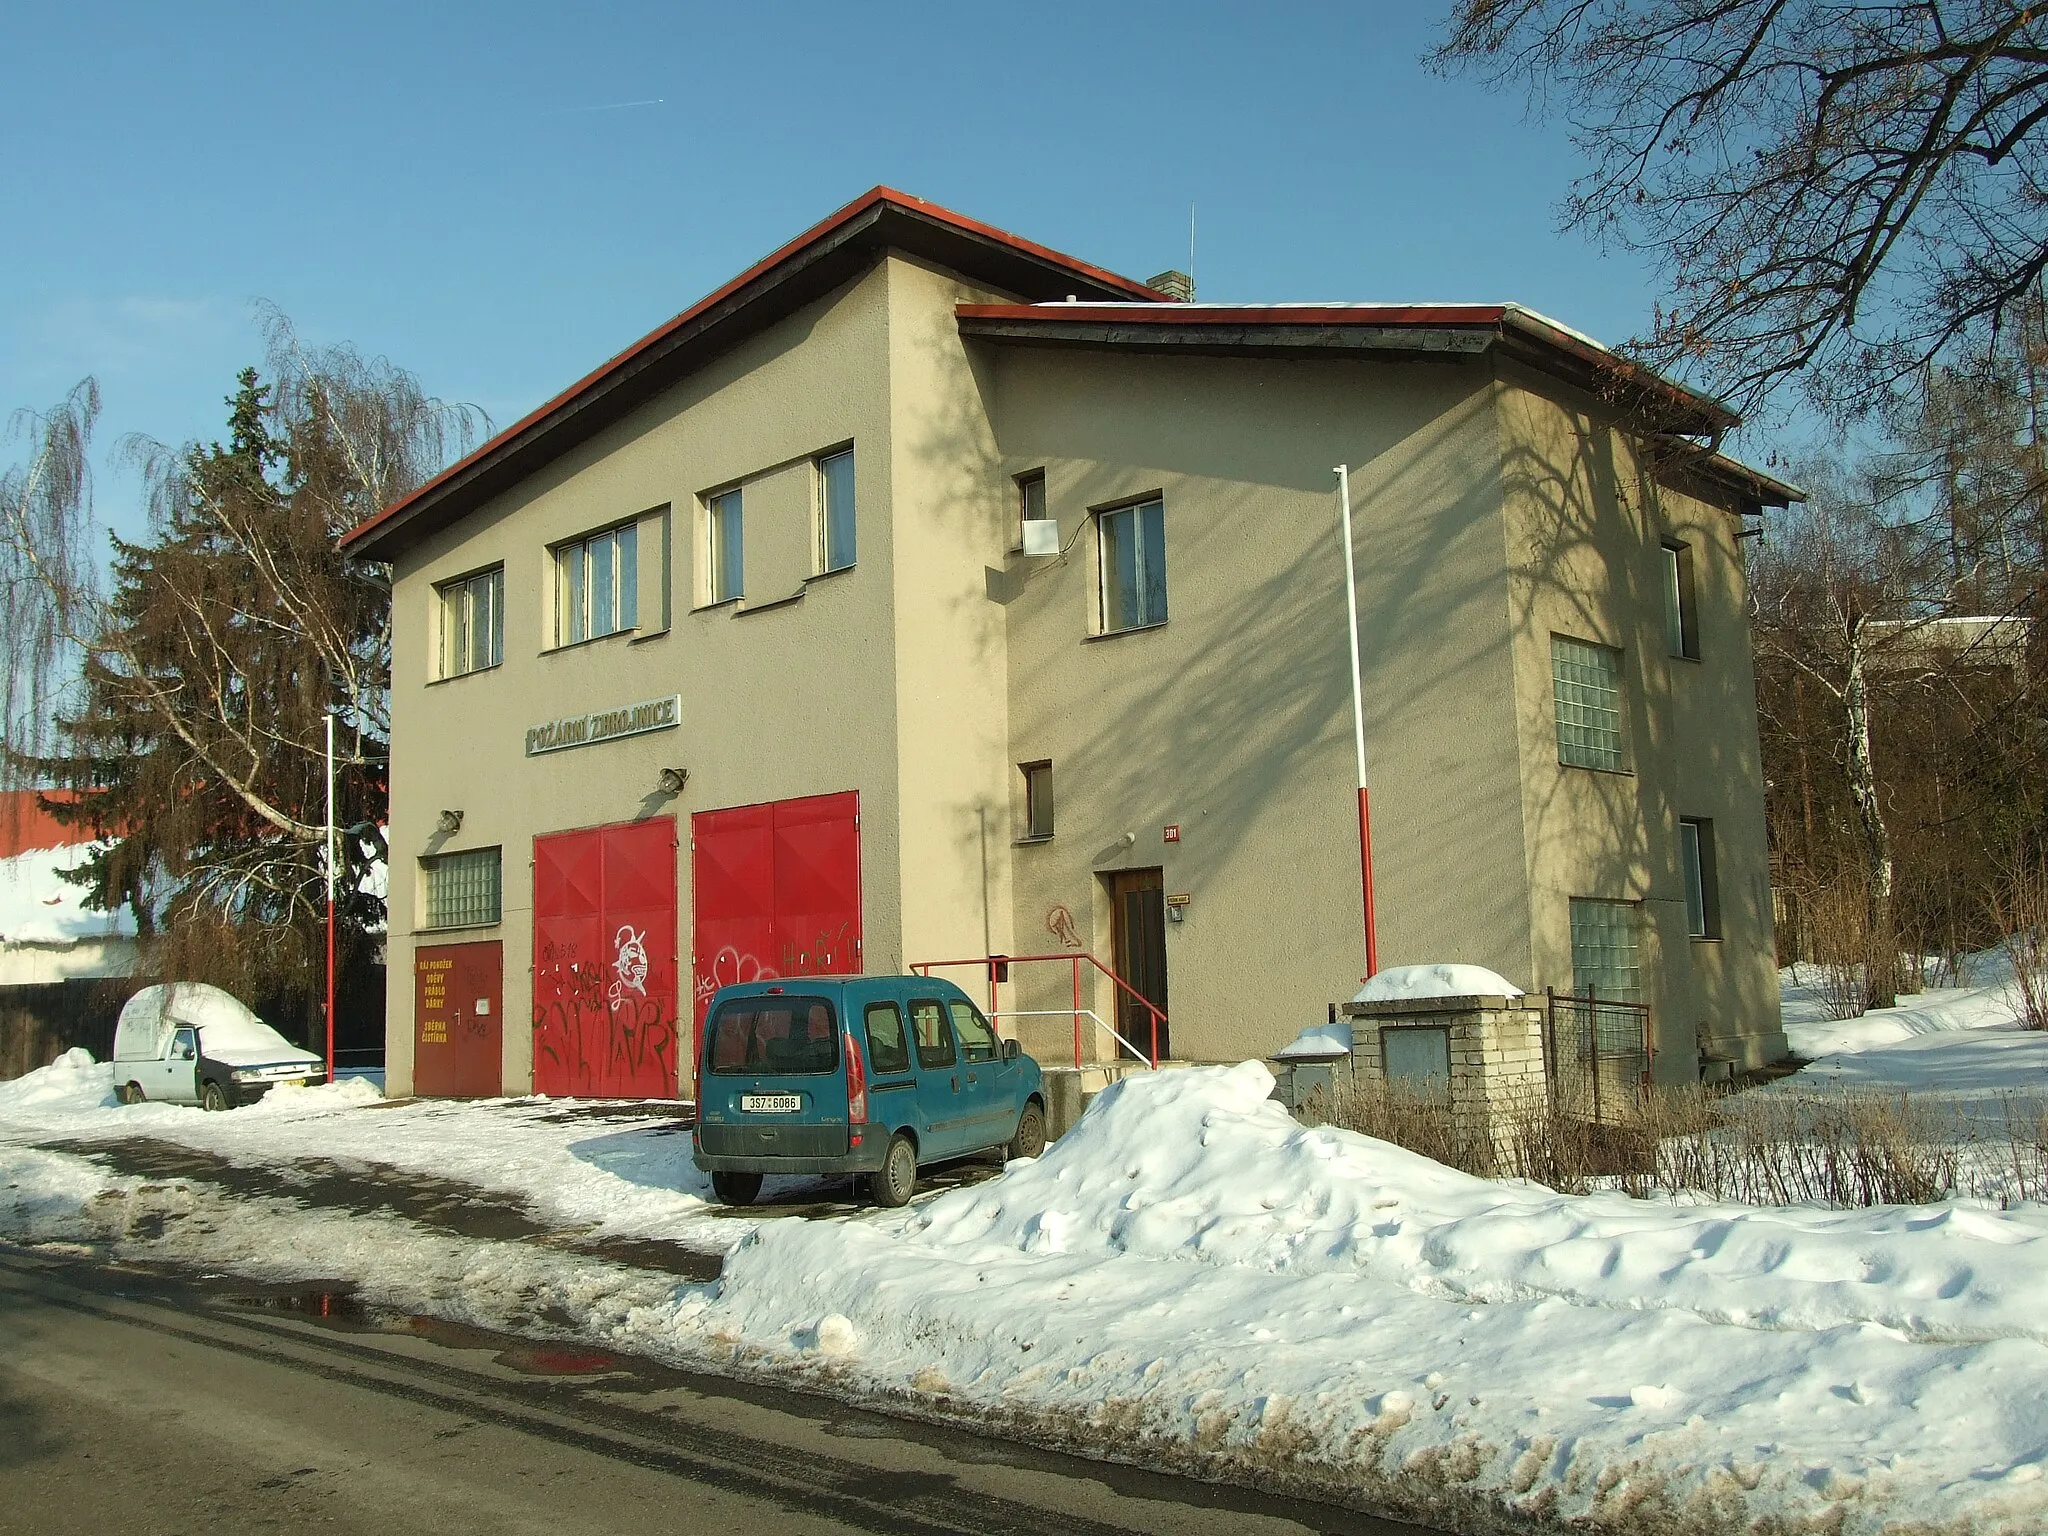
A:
1552;635;1627;771
1020;760;1054;840
437;567;503;678
707;488;744;603
948;1000;1000;1063
1016;470;1046;547
817;448;855;573
1663;541;1700;659
1098;498;1168;632
909;999;955;1069
863;1001;911;1075
1680;818;1721;938
553;523;637;645
171;1027;197;1062
420;848;502;930
1380;1026;1450;1099
1569;897;1643;1002
707;997;839;1075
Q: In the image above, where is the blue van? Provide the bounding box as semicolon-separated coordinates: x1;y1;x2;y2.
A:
692;975;1046;1208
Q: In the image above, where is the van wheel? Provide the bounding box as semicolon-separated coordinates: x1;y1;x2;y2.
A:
200;1081;228;1113
870;1136;917;1208
711;1171;762;1207
117;1082;143;1106
1008;1100;1047;1161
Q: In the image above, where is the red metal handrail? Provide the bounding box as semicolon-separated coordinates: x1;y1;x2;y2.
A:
911;950;1167;1067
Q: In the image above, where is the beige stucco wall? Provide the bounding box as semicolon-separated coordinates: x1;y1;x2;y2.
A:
1495;362;1785;1076
382;249;1786;1093
982;346;1531;1063
385;262;902;1096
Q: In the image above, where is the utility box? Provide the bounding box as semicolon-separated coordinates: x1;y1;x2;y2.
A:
1342;993;1547;1166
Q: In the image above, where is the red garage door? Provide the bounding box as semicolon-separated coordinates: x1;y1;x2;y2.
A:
532;816;680;1099
691;792;862;1034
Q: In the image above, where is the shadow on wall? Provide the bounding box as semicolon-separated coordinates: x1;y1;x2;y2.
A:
898;330;1515;1001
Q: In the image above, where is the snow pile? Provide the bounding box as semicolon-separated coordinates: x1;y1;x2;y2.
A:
707;1065;2048;1528
906;1062;2048;1344
0;1047;116;1115
0;844;135;945
1781;948;2024;1058
1352;963;1522;1003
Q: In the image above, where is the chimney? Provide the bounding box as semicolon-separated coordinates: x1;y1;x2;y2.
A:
1146;269;1194;303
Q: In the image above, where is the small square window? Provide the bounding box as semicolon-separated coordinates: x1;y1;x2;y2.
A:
1663;541;1700;660
817;448;855;573
1552;635;1626;771
1099;498;1167;632
437;566;503;678
707;488;744;603
553;523;638;645
1017;470;1047;548
1020;760;1054;840
420;848;502;930
1680;817;1721;938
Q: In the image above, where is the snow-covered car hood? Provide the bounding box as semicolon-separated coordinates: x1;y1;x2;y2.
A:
199;1042;325;1071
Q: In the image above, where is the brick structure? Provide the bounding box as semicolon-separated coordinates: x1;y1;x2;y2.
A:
1343;993;1548;1165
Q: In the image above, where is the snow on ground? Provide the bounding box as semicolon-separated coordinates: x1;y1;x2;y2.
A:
7;1052;2048;1530
0;1047;737;1252
1781;948;2028;1059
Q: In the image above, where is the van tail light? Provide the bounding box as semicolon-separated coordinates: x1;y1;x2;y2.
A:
845;1029;867;1127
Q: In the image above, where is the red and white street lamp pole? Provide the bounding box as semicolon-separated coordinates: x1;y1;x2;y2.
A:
1334;465;1380;978
324;711;337;1082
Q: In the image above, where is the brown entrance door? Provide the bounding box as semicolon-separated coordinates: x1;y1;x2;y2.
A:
414;941;503;1097
1107;868;1169;1059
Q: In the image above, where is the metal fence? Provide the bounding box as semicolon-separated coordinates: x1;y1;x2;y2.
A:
1542;988;1652;1124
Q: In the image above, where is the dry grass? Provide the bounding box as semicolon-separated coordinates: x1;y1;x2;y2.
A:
1310;1077;2048;1209
1990;861;2048;1031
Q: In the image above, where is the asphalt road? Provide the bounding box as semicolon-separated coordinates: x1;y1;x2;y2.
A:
0;1249;1434;1536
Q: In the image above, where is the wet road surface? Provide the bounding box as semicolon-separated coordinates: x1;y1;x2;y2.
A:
0;1248;1439;1536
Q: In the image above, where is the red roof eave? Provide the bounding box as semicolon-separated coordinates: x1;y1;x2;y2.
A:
341;188;1168;553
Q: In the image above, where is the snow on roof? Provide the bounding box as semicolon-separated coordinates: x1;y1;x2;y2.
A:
1353;963;1524;1004
1272;1022;1354;1060
0;845;136;946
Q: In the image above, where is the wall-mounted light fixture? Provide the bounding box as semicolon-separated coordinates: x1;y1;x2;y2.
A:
657;766;689;796
437;809;464;835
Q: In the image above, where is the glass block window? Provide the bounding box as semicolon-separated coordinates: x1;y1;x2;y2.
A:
554;522;637;645
1569;897;1642;1002
1099;498;1168;632
817;448;855;573
421;848;501;930
1552;635;1626;770
437;566;503;678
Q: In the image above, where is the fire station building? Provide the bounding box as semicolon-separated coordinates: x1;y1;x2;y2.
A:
343;187;1794;1100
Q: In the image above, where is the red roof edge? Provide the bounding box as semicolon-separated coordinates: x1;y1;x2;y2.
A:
341;188;1168;553
956;303;1511;327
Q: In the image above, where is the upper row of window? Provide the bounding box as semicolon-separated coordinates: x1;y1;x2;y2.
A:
435;453;1171;680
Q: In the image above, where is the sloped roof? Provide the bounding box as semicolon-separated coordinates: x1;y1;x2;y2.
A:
342;188;1169;561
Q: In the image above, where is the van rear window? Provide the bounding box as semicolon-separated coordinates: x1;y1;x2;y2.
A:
707;997;839;1075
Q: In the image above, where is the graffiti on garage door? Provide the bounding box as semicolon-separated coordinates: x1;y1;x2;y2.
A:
691;792;862;1028
532;817;679;1098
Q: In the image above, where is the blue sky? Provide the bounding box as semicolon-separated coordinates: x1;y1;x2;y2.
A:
3;2;1721;535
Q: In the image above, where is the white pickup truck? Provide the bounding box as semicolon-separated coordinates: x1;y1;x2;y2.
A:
113;982;326;1111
